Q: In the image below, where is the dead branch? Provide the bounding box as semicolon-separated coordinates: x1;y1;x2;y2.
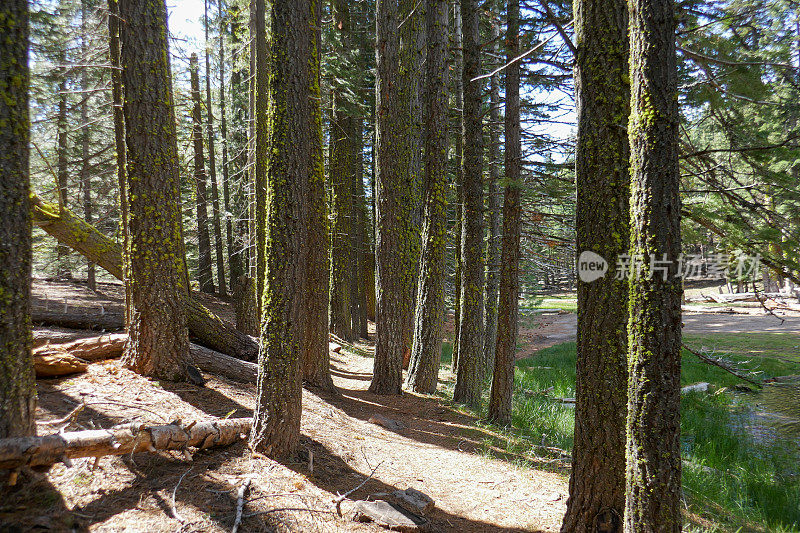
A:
682;343;763;386
334;460;385;517
231;477;252;533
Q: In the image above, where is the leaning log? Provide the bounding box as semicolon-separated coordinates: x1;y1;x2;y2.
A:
31;194;258;360
0;418;252;470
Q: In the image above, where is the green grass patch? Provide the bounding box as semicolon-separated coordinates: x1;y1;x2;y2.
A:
445;334;800;531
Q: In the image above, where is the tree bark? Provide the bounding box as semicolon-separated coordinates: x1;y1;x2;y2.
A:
407;0;449;394
29;195;259;360
350;118;369;339
371;0;418;395
451;0;464;375
80;0;95;291
190;53;215;294
453;0;484;408
483;14;502;376
253;0;268;323
625;0;682;528
0;0;36;439
486;0;521;425
55;69;72;279
249;0;312;459
118;0;192;381
560;0;630;528
301;0;335;392
0;418;252;470
205;0;227;297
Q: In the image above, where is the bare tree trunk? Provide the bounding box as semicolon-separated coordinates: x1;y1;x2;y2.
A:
453;0;484;408
55;69;72;279
205;0;227;297
191;54;215;294
451;0;464;374
0;0;36;438
625;0;682;527
560;0;630;527
80;0;95;291
487;0;521;425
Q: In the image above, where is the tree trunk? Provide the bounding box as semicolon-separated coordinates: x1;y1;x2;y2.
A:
205;0;227;297
407;0;449;394
0;0;36;439
0;418;252;471
560;0;630;528
451;0;464;375
486;0;521;425
118;0;191;381
625;0;682;527
80;0;95;291
452;0;484;408
107;0;129;319
351;118;369;339
301;0;335;392
249;0;311;459
253;0;267;323
370;0;417;395
191;53;215;294
483;14;502;376
29;195;259;360
55;70;72;279
329;0;356;341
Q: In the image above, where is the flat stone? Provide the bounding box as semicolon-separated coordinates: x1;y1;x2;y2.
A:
352;500;427;531
370;488;435;515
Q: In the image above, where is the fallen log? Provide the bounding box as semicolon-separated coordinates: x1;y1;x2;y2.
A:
34;352;88;377
32;306;124;332
0;418;252;470
31;194;258;360
33;327;99;347
34;333;127;362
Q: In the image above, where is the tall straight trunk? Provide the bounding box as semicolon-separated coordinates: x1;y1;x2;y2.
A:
351;118;368;339
453;0;484;408
407;0;449;394
370;0;419;394
483;13;502;375
190;54;215;294
219;1;240;291
118;0;190;381
451;0;464;374
107;0;128;318
250;0;315;458
80;0;95;291
301;0;335;392
560;0;630;527
0;0;36;438
205;0;227;297
329;0;356;341
625;0;682;527
253;0;267;321
230;6;258;335
487;0;521;425
55;71;71;278
398;0;426;368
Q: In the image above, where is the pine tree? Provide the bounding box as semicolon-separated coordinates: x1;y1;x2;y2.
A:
190;53;215;294
625;0;682;527
0;0;36;439
487;0;521;425
452;0;485;408
406;0;449;394
560;0;630;527
118;0;190;381
250;0;316;457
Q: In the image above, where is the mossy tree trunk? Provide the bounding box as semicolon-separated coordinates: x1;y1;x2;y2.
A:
55;65;72;278
190;53;215;294
451;0;463;374
370;0;419;395
625;0;682;528
205;0;227;298
483;11;502;376
253;0;268;323
301;0;335;392
560;0;630;528
407;0;449;394
486;0;521;425
80;0;95;291
249;0;316;458
118;0;190;382
350;118;369;339
0;0;36;439
452;0;484;408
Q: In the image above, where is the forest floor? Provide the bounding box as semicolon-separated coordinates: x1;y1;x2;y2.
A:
4;279;568;532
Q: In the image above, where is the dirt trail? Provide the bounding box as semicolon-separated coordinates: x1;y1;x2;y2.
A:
5;281;567;532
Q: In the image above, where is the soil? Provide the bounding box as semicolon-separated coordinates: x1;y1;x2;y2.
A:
2;280;568;532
